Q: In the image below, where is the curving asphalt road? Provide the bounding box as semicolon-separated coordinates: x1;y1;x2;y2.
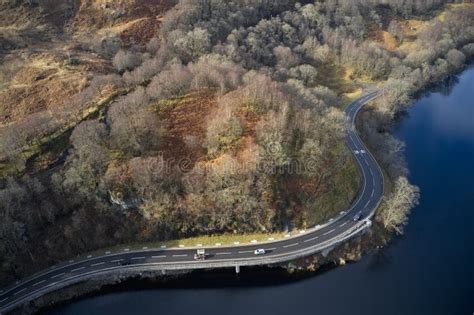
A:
0;91;383;314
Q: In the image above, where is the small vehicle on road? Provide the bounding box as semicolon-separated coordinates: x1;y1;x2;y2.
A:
194;249;206;260
254;249;266;255
353;212;362;221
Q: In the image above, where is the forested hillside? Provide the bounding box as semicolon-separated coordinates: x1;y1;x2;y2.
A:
0;0;472;285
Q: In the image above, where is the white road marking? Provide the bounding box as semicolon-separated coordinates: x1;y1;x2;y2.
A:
266;247;277;251
371;189;374;198
304;236;319;243
152;255;166;259
324;229;336;236
91;262;105;267
13;288;27;296
238;250;253;254
51;272;65;279
216;252;232;256
172;254;188;258
111;259;123;263
32;280;46;287
71;267;86;273
283;243;298;248
0;297;8;303
131;257;146;260
365;200;371;208
340;222;348;227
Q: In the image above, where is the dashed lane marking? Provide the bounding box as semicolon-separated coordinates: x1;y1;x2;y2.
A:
32;280;46;287
283;243;298;248
340;222;348;227
51;273;65;279
303;236;319;243
172;254;188;258
152;255;166;259
111;259;123;263
131;257;146;260
13;288;27;296
323;229;336;236
0;298;9;303
216;252;232;256
71;267;86;273
238;250;253;254
91;262;105;267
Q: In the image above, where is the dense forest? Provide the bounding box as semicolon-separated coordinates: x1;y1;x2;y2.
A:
0;0;472;285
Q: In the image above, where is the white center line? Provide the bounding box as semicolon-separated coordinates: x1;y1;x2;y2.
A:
51;272;65;279
32;280;46;287
238;250;253;254
216;252;232;255
131;257;146;260
71;267;86;273
283;243;299;248
13;288;27;296
91;262;105;267
151;255;166;259
172;254;188;257
323;229;336;236
303;236;319;243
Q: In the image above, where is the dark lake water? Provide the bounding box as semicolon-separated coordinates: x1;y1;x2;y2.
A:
47;67;474;315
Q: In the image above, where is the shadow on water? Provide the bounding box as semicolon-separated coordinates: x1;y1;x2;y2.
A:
37;262;348;314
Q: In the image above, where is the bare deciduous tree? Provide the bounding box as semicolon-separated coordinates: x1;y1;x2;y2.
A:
378;177;420;234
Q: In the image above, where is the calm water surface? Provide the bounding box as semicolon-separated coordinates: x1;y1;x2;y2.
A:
48;67;474;315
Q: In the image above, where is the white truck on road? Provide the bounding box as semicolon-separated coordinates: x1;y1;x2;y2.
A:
194;249;206;260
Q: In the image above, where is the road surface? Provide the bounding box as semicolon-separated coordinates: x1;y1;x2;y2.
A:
0;91;383;314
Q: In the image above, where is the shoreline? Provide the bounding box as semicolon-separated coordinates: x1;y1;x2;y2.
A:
6;62;473;315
